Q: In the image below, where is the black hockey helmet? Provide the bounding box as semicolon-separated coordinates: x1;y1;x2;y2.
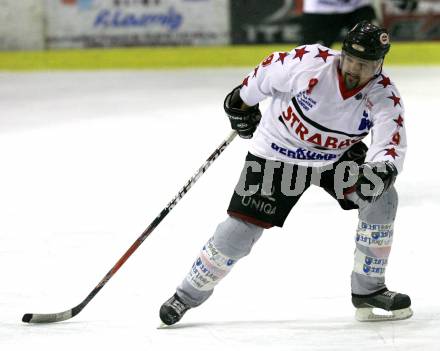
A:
342;21;391;61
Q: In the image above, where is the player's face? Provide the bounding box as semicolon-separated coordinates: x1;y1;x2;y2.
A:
340;52;383;89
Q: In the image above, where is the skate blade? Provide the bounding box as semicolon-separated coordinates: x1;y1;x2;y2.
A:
157;322;170;329
355;307;413;322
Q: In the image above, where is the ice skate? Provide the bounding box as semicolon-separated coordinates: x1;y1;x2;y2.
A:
159;293;191;326
352;288;413;321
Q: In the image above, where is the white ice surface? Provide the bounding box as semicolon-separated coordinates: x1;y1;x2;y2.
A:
0;67;439;350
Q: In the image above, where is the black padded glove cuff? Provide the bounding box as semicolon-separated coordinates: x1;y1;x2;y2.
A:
224;86;262;139
355;161;398;203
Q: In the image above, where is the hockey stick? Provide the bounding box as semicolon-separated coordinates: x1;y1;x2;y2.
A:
22;130;238;324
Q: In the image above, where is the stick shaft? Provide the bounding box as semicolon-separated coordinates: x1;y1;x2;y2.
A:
23;130;237;323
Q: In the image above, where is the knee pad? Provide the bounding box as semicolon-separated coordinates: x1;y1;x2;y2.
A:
359;186;398;224
213;216;264;259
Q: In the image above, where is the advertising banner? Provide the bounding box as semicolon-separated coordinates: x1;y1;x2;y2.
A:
230;0;302;44
45;0;230;48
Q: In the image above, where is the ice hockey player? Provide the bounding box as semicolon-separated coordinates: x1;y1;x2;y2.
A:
160;21;412;325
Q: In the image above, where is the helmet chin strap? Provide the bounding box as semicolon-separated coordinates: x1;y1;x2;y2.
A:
366;64;383;85
338;55;343;70
374;62;384;78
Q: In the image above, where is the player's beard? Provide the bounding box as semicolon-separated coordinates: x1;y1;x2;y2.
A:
343;72;360;90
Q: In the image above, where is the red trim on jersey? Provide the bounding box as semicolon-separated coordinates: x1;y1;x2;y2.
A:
337;68;369;100
343;185;357;196
227;211;273;229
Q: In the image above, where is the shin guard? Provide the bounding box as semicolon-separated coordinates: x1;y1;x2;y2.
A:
177;217;264;307
352;221;393;294
186;237;237;292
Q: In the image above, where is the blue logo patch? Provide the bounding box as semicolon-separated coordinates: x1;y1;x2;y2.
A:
358;111;373;131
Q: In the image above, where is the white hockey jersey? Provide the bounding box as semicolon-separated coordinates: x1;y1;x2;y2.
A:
303;0;372;14
240;44;407;173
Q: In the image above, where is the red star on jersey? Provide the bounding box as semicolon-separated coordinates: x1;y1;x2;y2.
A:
314;48;334;63
394;115;404;127
387;92;401;107
253;66;259;78
377;75;392;88
293;46;310;61
391;132;401;145
276;52;289;64
385;148;399;159
242;76;249;87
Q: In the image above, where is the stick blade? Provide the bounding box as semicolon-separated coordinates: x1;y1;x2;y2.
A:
22;309;74;324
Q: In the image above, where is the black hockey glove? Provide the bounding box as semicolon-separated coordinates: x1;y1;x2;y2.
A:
392;0;418;11
355;161;398;203
224;86;261;139
339;142;368;165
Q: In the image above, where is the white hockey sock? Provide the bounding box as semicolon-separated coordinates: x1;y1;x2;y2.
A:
352;221;394;291
185;237;237;292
